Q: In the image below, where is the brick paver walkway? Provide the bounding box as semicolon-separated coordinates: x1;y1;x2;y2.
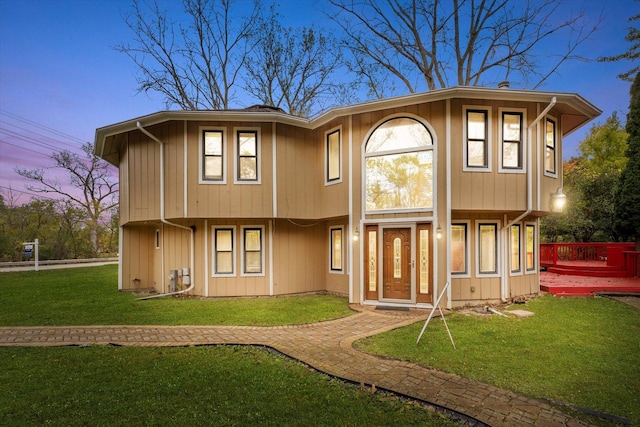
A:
0;308;587;427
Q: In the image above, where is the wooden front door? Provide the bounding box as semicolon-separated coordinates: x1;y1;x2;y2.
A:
382;228;412;300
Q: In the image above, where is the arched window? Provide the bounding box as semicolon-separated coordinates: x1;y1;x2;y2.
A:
365;117;434;212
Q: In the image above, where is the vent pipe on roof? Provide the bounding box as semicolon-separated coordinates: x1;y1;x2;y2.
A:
498;81;510;89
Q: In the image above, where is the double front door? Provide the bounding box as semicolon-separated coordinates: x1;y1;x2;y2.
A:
364;224;433;303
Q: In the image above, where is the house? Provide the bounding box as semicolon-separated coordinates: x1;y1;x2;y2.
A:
94;86;600;308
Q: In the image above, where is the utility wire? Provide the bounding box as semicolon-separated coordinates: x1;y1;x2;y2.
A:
0;109;87;145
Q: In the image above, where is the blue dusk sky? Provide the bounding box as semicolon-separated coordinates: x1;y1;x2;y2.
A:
0;0;637;204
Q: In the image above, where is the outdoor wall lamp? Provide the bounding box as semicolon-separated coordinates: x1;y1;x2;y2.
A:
550;187;567;212
353;226;359;242
436;225;443;240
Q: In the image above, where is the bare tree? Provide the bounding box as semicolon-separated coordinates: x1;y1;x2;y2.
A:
116;0;260;110
328;0;601;96
16;143;118;256
244;7;347;116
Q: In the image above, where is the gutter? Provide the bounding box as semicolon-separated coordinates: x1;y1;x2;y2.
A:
136;121;195;299
501;97;556;302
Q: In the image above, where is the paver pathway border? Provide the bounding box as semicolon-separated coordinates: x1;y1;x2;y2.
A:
1;307;588;427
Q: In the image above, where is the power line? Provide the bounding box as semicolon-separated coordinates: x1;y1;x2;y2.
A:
0;185;59;201
0;139;52;158
0;120;85;153
0;109;88;145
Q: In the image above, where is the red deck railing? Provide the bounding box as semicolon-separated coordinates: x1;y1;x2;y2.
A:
540;243;639;278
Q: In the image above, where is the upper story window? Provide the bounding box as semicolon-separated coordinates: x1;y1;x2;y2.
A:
364;116;434;212
500;111;524;171
202;129;225;182
326;128;341;184
545;118;557;176
463;106;491;172
235;128;260;183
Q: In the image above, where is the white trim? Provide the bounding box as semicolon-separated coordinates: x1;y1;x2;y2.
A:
329;226;345;274
324;125;343;186
269;220;274;295
199;126;227;184
498;107;527;174
475;220;501;278
240;225;266;277
118;226;123;291
445;98;451;308
509;223;523;276
183;120;188;216
450;221;471;278
462;105;493;172
543;115;559;178
211;225;236;277
204;219;209;297
233;126;262;184
272;123;277;218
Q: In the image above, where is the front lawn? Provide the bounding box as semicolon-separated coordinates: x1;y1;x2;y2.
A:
0;265;353;326
357;295;640;426
0;345;458;426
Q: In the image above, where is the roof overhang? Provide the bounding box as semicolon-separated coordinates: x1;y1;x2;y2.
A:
94;86;601;165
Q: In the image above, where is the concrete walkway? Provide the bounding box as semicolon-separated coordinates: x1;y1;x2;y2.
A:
0;307;587;427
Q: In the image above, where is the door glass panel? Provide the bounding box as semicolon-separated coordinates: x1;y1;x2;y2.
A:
368;230;377;291
419;229;429;294
393;237;401;278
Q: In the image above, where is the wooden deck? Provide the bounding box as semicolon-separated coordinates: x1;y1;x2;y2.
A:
540;269;640;297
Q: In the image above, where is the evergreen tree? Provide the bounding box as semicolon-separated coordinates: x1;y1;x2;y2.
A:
614;72;640;248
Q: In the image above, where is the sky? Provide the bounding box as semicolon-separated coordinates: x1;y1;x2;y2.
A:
0;0;637;205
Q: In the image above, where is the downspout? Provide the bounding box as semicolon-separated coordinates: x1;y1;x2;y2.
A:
136;121;195;299
501;97;556;302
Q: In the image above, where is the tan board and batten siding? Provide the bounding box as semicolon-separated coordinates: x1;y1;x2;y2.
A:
97;87;600;307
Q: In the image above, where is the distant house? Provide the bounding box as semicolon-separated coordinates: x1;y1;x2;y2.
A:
94;86;600;308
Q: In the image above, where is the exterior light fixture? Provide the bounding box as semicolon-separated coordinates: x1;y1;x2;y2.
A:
550;187;566;212
353;226;359;242
436;226;443;240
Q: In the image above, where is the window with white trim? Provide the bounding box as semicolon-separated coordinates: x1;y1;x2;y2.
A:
477;222;499;276
451;223;469;276
329;227;343;272
463;106;491;171
155;229;160;249
213;226;235;276
326;128;341;184
235;129;260;183
500;111;524;171
202;129;225;182
241;226;264;276
545;118;557;175
364;116;434;212
526;223;536;273
510;224;522;274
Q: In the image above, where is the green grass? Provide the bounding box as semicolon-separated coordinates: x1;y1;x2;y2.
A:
0;265;354;326
0;345;459;426
357;295;640;426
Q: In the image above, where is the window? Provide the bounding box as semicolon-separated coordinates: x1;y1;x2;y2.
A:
418;226;430;294
545;118;557;175
451;223;469;275
242;226;264;275
501;112;524;170
202;129;225;182
235;129;259;182
213;227;235;276
330;227;343;272
365;116;434;212
326;128;341;184
526;223;536;272
465;109;489;169
511;224;521;274
155;229;160;249
367;228;377;293
477;222;499;276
